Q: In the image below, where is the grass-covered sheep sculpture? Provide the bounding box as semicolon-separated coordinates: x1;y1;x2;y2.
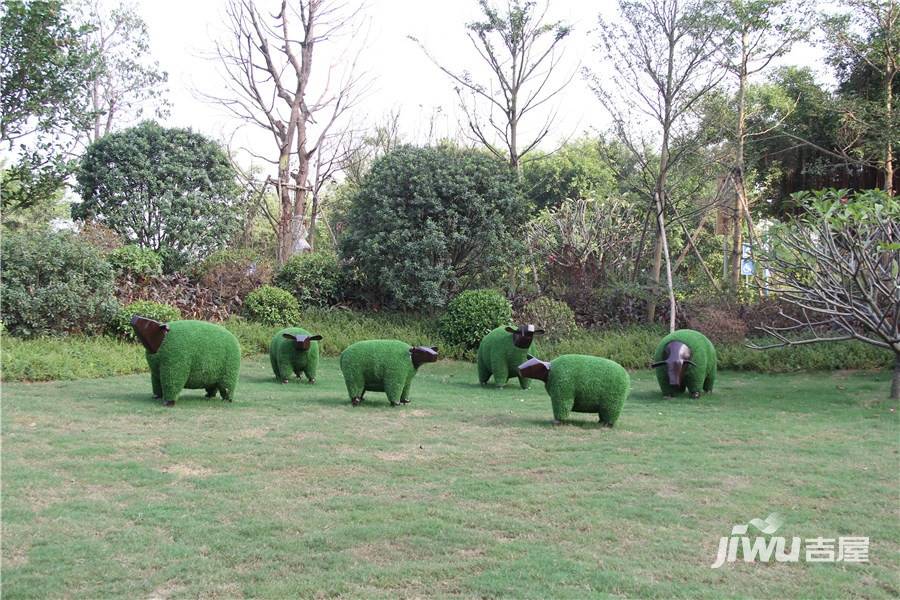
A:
269;327;323;383
651;329;717;398
131;316;241;407
477;324;544;388
340;340;438;407
518;354;629;426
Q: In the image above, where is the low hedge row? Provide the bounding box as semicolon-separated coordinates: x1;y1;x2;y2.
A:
1;310;892;382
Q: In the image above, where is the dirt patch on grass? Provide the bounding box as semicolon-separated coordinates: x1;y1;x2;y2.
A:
161;463;214;478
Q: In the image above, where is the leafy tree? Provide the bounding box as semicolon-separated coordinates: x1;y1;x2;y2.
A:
822;0;898;195
339;144;527;310
0;0;96;211
521;138;620;210
79;0;169;144
72;121;243;269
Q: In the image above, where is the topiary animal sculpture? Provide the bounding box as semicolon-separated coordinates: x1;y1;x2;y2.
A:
269;327;323;383
651;329;717;398
518;354;630;426
131;316;241;407
477;324;544;388
339;340;438;407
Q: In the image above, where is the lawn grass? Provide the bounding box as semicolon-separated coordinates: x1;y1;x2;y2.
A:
2;358;898;598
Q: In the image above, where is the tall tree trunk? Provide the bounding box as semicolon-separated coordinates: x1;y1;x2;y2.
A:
886;72;894;196
730;31;749;292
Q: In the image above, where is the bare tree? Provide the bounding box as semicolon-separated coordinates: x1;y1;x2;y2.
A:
749;190;900;398
721;0;811;292
588;0;728;330
209;0;363;263
410;0;572;170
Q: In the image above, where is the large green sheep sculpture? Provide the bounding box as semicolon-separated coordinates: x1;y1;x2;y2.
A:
477;324;544;388
651;329;717;398
339;340;438;407
518;354;629;426
131;316;241;406
269;327;323;383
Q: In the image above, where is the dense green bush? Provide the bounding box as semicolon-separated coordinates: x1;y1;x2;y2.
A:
339;144;526;310
244;285;301;327
72;121;243;266
275;252;342;307
113;300;182;339
107;245;163;277
519;297;576;341
439;289;512;350
0;231;119;337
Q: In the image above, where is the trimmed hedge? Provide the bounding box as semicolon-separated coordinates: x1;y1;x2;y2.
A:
113;300;182;339
244;285;301;327
275;252;343;308
439;289;512;350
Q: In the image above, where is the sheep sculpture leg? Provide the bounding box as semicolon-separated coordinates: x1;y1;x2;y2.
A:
150;363;162;399
205;385;218;398
399;379;412;404
271;353;289;383
477;358;491;386
490;355;510;388
160;363;190;407
384;378;405;407
517;372;531;390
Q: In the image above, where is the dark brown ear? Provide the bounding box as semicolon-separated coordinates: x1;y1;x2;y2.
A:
430;346;438;352
161;323;170;332
527;353;535;360
505;326;517;333
533;329;545;335
650;361;666;368
283;333;296;340
309;335;323;341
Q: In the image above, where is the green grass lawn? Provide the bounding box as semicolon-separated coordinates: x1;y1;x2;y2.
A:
2;357;898;599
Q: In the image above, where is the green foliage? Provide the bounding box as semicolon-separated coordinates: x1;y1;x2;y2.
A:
0;335;146;381
439;289;512;350
0;231;119;337
145;319;241;404
72;121;243;266
113;300;181;339
107;244;163;277
275;252;342;308
519;297;576;341
521;138;619;209
0;0;96;212
244;285;302;327
653;329;717;396
543;354;630;425
339;145;526;310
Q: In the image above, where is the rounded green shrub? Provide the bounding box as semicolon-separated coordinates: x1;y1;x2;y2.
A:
108;245;163;277
439;289;512;350
0;231;120;337
244;285;301;327
275;252;342;308
114;300;182;339
519;297;576;341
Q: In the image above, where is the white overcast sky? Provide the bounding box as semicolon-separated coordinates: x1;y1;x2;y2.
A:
132;0;828;172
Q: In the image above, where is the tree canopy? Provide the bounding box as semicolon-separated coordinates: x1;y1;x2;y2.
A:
72;121;243;269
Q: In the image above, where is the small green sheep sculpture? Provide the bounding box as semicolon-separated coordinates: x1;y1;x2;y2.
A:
651;328;717;398
131;316;241;407
518;354;629;426
269;327;323;383
339;340;438;407
477;324;544;388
